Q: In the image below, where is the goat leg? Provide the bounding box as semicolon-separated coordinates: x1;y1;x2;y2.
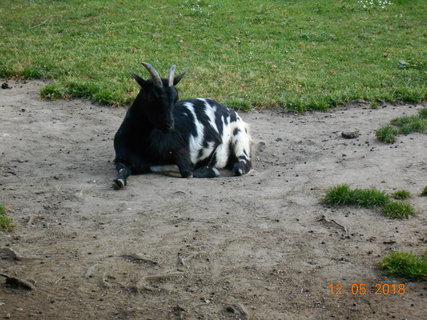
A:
174;152;193;178
113;161;131;189
193;166;220;178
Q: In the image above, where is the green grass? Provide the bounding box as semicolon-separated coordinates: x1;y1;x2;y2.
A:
391;190;411;200
0;204;15;232
323;184;389;207
375;125;398;143
382;200;416;219
376;108;427;143
390;115;427;134
419;108;427;119
422;186;427;197
380;250;427;280
1;0;426;110
323;184;416;219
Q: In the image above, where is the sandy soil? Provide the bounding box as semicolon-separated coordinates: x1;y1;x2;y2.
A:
0;80;426;320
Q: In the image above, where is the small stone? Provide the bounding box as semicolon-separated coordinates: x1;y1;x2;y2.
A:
341;131;360;139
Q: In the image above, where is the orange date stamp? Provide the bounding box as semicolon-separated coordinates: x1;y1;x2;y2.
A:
329;283;406;295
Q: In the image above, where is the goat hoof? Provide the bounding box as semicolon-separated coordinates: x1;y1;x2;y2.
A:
181;171;193;178
233;168;243;176
113;178;125;190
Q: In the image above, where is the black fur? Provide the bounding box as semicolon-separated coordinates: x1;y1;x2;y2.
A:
113;64;251;189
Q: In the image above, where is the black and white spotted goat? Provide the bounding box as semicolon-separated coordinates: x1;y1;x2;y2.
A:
113;62;252;189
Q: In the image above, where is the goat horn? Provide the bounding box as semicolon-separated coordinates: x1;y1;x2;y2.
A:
141;62;163;87
168;65;176;87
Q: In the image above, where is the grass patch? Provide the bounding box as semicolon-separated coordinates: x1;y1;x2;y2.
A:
382;200;416;219
375;125;398;143
323;184;353;206
421;186;427;197
40;83;63;100
349;188;390;207
380;250;427;280
323;184;389;207
419;108;427;119
323;184;416;219
0;204;15;232
390;115;427;135
1;0;426;110
376;108;427;143
391;190;411;200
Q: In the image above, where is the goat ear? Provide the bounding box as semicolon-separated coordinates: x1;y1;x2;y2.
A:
173;72;186;86
130;72;147;88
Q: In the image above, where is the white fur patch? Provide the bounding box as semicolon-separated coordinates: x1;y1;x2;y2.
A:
184;102;205;164
199;99;219;133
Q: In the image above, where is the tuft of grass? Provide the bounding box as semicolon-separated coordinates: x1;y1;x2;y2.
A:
225;99;252;111
323;184;389;207
0;205;15;232
390;114;427;134
377;108;427;143
382;200;416;219
323;185;417;219
376;125;398;143
421;186;427;196
370;102;379;109
0;0;426;110
391;190;411;200
40;83;63;100
323;184;353;206
380;250;427;280
419;108;427;119
350;188;389;207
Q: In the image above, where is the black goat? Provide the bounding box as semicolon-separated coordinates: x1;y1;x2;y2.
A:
113;62;252;189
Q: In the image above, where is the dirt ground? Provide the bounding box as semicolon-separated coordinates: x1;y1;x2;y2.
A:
0;80;426;320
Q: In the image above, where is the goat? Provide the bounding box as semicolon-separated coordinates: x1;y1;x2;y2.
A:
113;62;252;189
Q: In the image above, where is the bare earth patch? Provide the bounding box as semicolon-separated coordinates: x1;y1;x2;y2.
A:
1;81;426;320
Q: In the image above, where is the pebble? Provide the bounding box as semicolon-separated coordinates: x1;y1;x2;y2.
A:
341;131;360;139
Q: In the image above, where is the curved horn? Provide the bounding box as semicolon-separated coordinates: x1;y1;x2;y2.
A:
168;65;176;87
141;62;163;87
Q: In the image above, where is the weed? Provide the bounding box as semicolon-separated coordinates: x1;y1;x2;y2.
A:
390;115;427;134
391;190;411;200
421;186;427;196
323;185;417;219
376;125;398;143
398;58;426;70
380;250;427;280
323;184;353;206
370;102;379;109
376;108;427;143
351;188;389;207
0;205;15;232
419;108;427;119
323;184;388;207
357;0;394;10
225;99;252;111
382;200;416;219
40;83;63;100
